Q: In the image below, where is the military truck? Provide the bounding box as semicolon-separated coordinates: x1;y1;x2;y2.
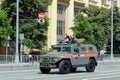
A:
39;43;98;74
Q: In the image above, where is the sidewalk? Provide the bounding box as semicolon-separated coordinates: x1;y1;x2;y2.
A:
98;57;120;64
0;58;120;68
0;62;39;68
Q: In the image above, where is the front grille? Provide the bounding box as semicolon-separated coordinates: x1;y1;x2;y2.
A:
42;58;50;63
42;57;53;63
42;57;55;63
40;57;57;68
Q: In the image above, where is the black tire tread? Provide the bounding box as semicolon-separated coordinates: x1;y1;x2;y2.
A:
59;60;71;74
86;59;96;72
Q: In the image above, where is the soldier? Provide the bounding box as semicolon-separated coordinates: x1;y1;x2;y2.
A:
64;34;72;44
71;34;78;43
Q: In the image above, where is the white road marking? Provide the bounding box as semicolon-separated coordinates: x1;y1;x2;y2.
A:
24;75;65;80
84;74;120;80
82;79;88;80
24;71;120;80
1;64;120;80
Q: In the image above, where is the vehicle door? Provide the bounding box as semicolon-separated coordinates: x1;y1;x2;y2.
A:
70;47;80;66
78;45;89;65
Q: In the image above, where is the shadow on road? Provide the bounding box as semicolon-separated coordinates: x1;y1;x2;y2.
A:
37;70;87;75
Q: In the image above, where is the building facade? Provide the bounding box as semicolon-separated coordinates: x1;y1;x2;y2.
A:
0;0;120;50
47;0;120;49
0;0;4;9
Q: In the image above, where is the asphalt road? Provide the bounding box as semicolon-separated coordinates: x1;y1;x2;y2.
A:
0;63;120;80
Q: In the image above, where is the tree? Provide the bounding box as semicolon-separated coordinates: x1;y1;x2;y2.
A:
81;7;111;50
1;0;51;49
0;10;12;46
113;7;120;54
20;18;49;49
71;14;94;44
74;6;120;53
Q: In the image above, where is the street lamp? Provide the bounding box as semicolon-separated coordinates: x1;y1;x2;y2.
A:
111;0;116;61
15;0;19;63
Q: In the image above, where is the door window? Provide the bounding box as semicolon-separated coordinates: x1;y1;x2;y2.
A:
74;48;79;54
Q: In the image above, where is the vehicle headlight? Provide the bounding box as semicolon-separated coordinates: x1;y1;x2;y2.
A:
40;58;43;62
52;57;58;62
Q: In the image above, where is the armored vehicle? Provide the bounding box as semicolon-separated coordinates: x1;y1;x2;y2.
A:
39;43;98;74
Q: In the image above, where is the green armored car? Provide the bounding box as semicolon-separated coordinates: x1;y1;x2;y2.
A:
39;43;98;74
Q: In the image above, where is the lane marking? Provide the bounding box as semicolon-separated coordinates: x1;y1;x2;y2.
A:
24;71;120;80
83;74;120;80
57;70;120;80
24;75;65;79
82;79;88;80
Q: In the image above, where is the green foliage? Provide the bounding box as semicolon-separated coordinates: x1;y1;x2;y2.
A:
1;0;51;49
40;49;48;55
72;14;94;44
113;7;120;54
113;7;120;41
81;7;111;50
19;0;51;19
20;18;49;49
74;6;120;53
0;10;12;46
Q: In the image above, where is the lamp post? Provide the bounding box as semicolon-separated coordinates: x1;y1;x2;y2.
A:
15;0;19;63
110;0;115;61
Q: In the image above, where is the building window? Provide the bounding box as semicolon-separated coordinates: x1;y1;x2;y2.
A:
113;0;117;7
57;4;66;14
57;20;65;35
102;0;106;5
74;7;80;15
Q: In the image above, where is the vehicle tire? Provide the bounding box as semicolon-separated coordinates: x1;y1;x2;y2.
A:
86;59;96;72
59;60;71;74
71;67;77;72
40;67;51;74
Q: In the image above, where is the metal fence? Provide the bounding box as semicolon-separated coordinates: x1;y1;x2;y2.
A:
98;54;120;61
0;55;40;63
0;54;119;63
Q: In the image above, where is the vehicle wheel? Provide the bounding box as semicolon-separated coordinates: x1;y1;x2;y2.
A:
59;60;71;74
86;59;96;72
71;67;77;72
40;67;51;74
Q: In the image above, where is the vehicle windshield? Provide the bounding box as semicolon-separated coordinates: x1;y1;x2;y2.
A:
52;47;61;52
62;47;71;53
52;46;71;53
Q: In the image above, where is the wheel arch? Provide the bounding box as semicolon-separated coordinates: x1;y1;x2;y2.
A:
56;58;71;68
89;57;97;66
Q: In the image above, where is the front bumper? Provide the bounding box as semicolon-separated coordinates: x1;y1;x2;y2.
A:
39;57;60;68
40;62;57;68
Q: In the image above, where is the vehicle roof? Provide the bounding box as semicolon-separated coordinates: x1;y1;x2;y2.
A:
52;43;96;48
53;43;94;46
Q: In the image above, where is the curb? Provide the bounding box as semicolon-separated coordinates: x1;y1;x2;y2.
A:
0;63;39;68
98;60;120;64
